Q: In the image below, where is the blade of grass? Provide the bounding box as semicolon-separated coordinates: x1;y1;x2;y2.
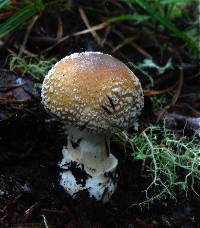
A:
123;0;199;51
0;0;45;38
0;6;36;38
161;0;191;4
107;14;150;24
0;0;10;9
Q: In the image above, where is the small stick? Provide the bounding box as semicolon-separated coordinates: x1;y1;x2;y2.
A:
24;202;40;222
43;22;108;53
157;68;183;122
79;8;102;45
18;15;39;57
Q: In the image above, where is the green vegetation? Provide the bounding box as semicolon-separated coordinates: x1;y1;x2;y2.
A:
129;58;174;88
8;54;56;81
41;214;49;228
0;0;45;38
0;0;199;56
121;0;199;53
115;125;200;207
150;96;167;111
138;58;173;75
107;14;150;24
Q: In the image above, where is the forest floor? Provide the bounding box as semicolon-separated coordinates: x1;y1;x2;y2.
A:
0;1;200;227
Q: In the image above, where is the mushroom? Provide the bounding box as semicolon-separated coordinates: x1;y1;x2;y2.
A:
41;52;144;202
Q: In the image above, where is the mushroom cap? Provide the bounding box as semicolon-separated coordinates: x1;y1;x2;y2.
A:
41;52;144;133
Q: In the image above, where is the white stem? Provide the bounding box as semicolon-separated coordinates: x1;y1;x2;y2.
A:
59;126;118;202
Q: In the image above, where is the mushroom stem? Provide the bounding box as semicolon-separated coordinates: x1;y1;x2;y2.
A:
59;126;118;202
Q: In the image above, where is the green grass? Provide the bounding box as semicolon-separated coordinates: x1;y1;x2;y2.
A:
0;0;45;38
0;0;10;9
120;0;199;54
8;53;57;81
1;0;199;57
41;214;49;228
115;125;200;207
107;14;150;24
128;62;155;87
0;0;76;39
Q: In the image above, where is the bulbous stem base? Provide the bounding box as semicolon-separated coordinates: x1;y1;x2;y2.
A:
59;126;118;202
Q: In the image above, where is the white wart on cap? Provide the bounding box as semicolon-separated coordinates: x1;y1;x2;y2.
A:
41;52;144;132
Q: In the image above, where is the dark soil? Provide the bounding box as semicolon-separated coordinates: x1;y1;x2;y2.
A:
0;72;199;227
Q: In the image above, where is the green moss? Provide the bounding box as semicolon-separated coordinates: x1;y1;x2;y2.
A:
8;54;57;81
115;125;200;207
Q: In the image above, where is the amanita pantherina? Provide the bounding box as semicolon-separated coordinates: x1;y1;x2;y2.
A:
41;52;144;202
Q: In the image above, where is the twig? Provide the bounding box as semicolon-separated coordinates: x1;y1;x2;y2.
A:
157;68;184;122
24;202;40;222
56;14;63;39
23;48;38;58
18;15;39;57
144;83;177;96
41;209;66;214
100;26;111;46
113;29;152;59
112;36;136;53
130;42;152;59
43;22;108;52
0;97;30;104
79;8;102;45
163;112;200;136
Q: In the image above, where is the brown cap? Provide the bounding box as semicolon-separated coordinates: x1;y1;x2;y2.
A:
41;52;144;133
